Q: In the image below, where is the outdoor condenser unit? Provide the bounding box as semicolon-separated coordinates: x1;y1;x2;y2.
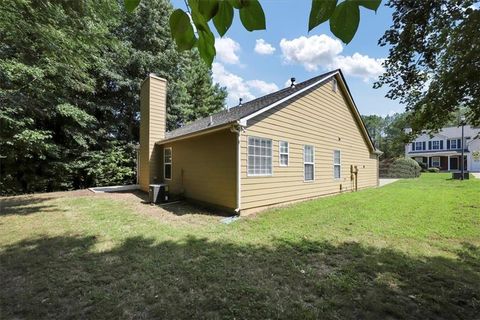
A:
149;184;169;204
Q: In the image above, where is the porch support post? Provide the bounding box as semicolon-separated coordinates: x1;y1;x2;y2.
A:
448;155;450;171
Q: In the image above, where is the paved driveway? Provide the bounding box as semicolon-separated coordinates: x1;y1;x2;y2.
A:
471;172;480;179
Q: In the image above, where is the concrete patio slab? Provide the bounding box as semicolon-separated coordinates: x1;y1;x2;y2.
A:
379;179;399;187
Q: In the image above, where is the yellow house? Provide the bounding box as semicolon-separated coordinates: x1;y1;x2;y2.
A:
139;70;381;215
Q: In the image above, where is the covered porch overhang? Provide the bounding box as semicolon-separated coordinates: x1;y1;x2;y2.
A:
408;152;468;171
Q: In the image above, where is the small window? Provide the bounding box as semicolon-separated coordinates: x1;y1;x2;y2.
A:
248;137;272;176
449;139;457;149
304;145;315;181
332;79;337;92
333;150;341;179
279;141;289;166
164;147;172;180
415;141;423;151
432;156;440;167
432;140;440;150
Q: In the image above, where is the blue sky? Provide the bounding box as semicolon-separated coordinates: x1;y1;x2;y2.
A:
172;0;405;116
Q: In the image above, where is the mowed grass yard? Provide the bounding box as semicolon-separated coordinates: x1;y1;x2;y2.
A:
1;174;479;319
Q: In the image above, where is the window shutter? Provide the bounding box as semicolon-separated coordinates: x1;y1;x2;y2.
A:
411;143;415;151
458;139;461;149
428;141;432;150
447;140;450;149
440;140;443;149
422;142;426;150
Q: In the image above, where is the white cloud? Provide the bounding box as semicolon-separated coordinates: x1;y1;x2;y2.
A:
246;80;279;95
254;39;276;55
215;37;241;65
212;63;279;106
332;53;385;81
280;35;343;71
280;34;385;81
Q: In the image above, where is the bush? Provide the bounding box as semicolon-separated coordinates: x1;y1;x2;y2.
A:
386;158;422;178
419;162;428;172
428;167;440;173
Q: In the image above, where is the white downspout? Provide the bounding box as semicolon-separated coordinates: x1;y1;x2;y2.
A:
231;122;244;215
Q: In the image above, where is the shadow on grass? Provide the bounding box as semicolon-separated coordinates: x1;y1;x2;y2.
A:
0;196;59;216
1;235;479;319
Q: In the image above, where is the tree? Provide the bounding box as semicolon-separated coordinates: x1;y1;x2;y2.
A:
0;0;226;195
126;0;382;65
374;0;479;134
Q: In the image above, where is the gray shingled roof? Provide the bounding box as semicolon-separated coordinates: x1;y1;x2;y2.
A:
163;69;340;141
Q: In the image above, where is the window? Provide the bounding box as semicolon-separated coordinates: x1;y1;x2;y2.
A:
432;156;440;167
304;145;315;181
248;137;272;176
415;141;423;151
432;140;440;150
332;78;337;92
333;150;341;179
449;139;457;149
164;147;172;180
279;141;289;166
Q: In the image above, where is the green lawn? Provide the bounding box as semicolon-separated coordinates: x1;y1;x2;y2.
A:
1;174;479;319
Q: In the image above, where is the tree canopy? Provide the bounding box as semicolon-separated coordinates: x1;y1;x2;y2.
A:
0;0;226;195
375;0;479;134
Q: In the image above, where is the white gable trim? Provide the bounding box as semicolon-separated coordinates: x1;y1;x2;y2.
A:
239;70;376;152
239;72;339;126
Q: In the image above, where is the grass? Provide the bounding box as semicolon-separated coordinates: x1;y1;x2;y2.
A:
1;173;479;319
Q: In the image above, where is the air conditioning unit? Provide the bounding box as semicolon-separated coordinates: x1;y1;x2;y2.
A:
149;184;169;204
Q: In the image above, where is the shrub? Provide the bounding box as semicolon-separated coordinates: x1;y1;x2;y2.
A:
428;167;440;173
419;162;428;172
386;158;422;178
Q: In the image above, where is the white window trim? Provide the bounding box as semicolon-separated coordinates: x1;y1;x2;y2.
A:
279;140;289;167
432;156;441;167
432;140;440;150
303;145;315;182
164;147;172;180
247;136;273;177
333;150;341;180
449;139;458;149
415;141;423;151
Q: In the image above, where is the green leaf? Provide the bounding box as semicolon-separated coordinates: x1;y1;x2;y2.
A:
213;1;234;36
329;0;360;44
197;28;216;66
169;9;197;51
228;0;244;9
239;0;266;31
354;0;381;11
308;0;337;31
198;0;219;21
124;0;141;12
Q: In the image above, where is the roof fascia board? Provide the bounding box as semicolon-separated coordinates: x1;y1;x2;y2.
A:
156;123;233;145
239;72;339;126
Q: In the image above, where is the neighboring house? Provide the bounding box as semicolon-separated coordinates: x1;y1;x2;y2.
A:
405;126;480;172
139;69;381;215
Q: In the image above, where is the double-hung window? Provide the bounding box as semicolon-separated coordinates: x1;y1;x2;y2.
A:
248;137;272;176
333;150;341;179
449;139;457;149
432;140;440;150
415;141;423;151
432;156;440;167
164;147;172;180
279;141;289;166
304;145;315;181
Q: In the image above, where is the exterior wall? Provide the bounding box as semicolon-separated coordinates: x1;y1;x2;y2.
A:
160;129;237;211
240;76;378;212
139;76;167;191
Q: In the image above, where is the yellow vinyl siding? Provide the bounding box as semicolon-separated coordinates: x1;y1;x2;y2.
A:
139;76;167;191
160;129;237;211
240;76;378;211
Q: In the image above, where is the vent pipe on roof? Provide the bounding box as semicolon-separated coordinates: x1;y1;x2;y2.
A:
290;77;296;88
238;98;243;107
208;115;213;126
